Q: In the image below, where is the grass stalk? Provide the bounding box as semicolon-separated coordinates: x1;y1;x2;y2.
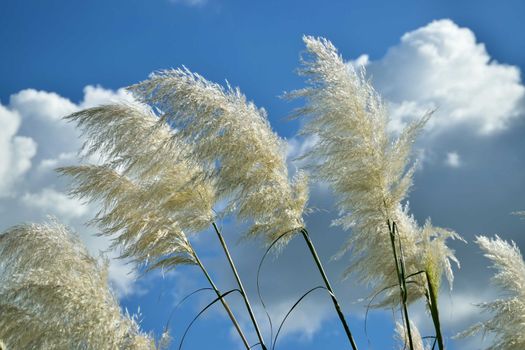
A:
387;220;415;350
212;222;268;350
300;228;359;350
425;270;444;350
192;250;251;349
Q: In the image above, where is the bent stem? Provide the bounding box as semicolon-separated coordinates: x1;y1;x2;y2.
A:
192;250;251;349
425;270;444;350
212;222;268;350
300;228;359;350
388;220;415;350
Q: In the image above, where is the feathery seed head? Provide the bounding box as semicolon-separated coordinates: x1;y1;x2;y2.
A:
293;35;426;229
476;235;525;298
0;221;156;349
420;220;463;296
292;36;459;306
61;102;215;271
129;68;308;245
458;235;525;349
59;164;200;272
157;331;172;350
395;321;429;350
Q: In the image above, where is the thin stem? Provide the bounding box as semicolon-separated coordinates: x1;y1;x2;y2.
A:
272;286;327;350
212;222;268;350
179;288;242;350
300;228;359;350
388;220;414;350
425;271;444;350
193;250;251;349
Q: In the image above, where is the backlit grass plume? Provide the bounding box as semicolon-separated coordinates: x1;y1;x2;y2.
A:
458;235;525;349
59;103;216;271
129;68;308;244
290;36;461;306
60;102;252;348
0;221;158;350
60;164;199;272
129;67;310;350
395;321;429;350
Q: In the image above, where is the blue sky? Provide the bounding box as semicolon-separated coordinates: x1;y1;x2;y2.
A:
1;1;525;349
3;0;524;136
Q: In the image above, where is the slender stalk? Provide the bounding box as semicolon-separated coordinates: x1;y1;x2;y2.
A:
212;222;268;350
387;220;414;350
425;271;444;350
300;228;359;350
192;250;251;349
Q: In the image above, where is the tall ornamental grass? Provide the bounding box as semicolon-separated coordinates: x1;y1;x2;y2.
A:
289;36;462;349
0;35;522;350
0;221;165;350
458;235;525;349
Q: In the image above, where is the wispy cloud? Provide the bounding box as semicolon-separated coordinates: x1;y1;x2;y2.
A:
169;0;207;7
445;151;461;168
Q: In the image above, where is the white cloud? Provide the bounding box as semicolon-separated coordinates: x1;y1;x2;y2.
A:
37;152;77;173
411;289;493;331
0;104;37;197
8;90;80;161
169;0;207;7
286;135;319;172
406;289;497;350
21;188;88;219
8;86;133;160
80;85;134;109
445;151;461;168
264;297;333;341
106;257;139;297
9;86;132;123
0;85;138;296
9;89;78;122
360;19;525;135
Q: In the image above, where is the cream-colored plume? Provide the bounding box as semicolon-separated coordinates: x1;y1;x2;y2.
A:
0;221;159;350
458;235;525;349
60;102;216;271
290;36;461;306
129;68;308;245
395;321;429;350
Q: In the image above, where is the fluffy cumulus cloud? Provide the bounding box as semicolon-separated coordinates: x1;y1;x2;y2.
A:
0;85;136;296
0;105;37;197
9;89;78;122
353;19;525;136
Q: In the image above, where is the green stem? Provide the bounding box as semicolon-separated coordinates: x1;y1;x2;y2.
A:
388;220;414;350
192;250;251;349
300;228;359;350
425;271;444;350
212;222;268;350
